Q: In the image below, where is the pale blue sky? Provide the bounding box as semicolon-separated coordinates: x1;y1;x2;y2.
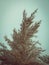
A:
0;0;49;55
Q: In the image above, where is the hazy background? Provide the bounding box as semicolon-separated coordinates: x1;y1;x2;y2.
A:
0;0;49;55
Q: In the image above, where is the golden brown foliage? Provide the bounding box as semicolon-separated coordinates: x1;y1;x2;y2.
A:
0;9;48;65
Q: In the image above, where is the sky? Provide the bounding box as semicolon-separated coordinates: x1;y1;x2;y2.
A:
0;0;49;55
